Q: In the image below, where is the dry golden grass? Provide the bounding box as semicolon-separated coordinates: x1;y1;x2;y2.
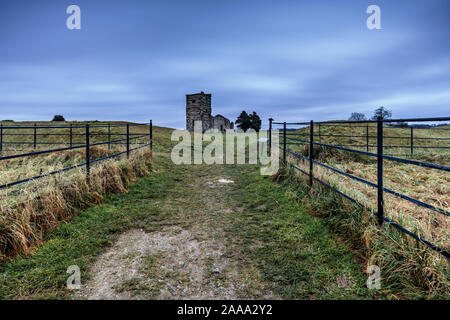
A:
312;123;450;158
284;123;449;249
288;154;449;248
0;146;152;261
281;123;449;296
0;121;154;262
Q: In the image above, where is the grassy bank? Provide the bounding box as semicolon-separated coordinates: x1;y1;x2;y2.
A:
0;122;174;262
280;123;449;298
0;126;447;299
0;156;165;299
1;133;377;299
278;165;449;298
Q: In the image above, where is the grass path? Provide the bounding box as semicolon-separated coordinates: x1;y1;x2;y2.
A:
0;151;375;299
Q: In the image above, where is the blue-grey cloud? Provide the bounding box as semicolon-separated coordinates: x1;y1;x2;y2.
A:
0;0;449;128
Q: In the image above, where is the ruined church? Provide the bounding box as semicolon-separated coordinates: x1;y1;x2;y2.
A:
186;92;233;132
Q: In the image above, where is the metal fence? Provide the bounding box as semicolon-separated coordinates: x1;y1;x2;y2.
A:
277;123;450;156
269;117;449;258
0;121;153;190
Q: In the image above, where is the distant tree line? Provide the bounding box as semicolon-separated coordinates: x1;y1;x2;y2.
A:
2;116;67;122
348;107;392;121
348;107;447;127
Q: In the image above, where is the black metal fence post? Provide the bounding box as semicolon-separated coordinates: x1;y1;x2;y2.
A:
318;123;321;144
0;124;3;152
268;118;273;155
410;127;414;155
69;124;73;148
108;123;111;151
86;124;90;184
377;117;384;225
283;122;286;163
126;124;130;159
33;123;37;149
150;120;153;152
309;120;314;188
366;125;369;152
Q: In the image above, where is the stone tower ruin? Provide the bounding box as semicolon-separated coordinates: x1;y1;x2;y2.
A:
186;92;233;132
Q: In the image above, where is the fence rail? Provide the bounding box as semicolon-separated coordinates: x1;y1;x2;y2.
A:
269;117;449;258
0;121;153;191
271;120;450;156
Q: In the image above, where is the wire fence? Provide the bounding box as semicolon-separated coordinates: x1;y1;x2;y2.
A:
0;121;153;191
269;116;449;258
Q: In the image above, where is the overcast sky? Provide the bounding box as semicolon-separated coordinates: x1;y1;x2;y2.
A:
1;0;449;128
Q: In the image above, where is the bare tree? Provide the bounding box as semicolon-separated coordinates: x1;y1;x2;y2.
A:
371;107;392;120
348;112;366;121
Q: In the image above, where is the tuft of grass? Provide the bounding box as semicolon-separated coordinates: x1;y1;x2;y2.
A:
0;121;177;262
281;122;449;297
0;158;174;299
114;278;149;296
222;164;375;299
277;164;449;299
0;148;152;261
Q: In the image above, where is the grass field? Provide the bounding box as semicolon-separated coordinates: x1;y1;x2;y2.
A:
282;123;449;247
0;122;448;299
0;121;174;262
310;123;450;159
0;129;380;300
279;123;449;296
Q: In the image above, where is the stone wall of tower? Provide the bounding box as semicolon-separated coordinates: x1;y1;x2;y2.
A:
186;92;212;132
186;92;233;132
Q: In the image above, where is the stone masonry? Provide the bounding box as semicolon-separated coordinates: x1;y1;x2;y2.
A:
186;92;233;132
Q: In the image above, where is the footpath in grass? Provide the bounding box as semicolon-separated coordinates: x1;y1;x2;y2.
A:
0;152;376;299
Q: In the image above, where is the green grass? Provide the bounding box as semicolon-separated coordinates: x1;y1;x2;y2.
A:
222;165;375;299
1;125;446;300
114;252;164;298
0;123;173;262
282;123;449;298
0;157;173;299
0;145;377;300
275;165;449;299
